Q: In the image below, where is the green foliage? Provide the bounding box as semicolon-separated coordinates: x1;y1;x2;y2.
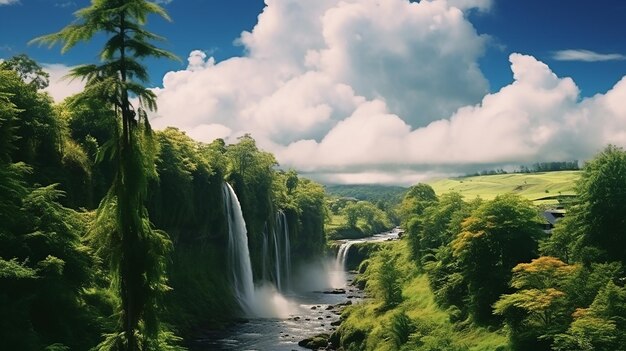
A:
553;282;626;351
335;241;509;351
0;54;50;90
398;183;438;259
343;200;392;232
33;0;182;349
387;311;415;348
290;177;327;257
571;145;626;264
494;257;579;350
325;184;407;202
452;194;543;324
369;249;404;310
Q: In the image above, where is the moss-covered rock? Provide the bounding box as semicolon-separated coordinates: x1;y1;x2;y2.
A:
298;333;330;349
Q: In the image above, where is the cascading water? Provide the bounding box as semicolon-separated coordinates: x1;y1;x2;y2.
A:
336;241;353;270
279;211;291;292
223;183;256;315
223;183;298;318
260;211;292;292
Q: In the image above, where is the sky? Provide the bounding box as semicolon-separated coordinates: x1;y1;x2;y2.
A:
2;0;626;184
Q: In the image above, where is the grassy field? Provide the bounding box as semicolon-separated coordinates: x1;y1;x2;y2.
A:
426;171;581;202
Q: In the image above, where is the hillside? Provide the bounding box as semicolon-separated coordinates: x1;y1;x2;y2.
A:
426;171;580;202
324;184;407;204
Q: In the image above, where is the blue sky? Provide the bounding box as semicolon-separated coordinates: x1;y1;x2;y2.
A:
1;0;624;96
2;0;626;184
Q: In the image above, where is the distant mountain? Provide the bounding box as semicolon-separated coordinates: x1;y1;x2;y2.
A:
324;184;407;204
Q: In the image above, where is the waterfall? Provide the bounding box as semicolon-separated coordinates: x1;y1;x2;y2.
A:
222;183;298;318
260;211;291;292
261;224;269;282
336;241;353;270
223;183;256;315
277;210;291;291
271;223;282;291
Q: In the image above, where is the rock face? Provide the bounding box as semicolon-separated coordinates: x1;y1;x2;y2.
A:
298;333;330;350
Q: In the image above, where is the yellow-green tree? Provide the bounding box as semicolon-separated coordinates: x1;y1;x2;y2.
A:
494;256;579;350
452;194;543;324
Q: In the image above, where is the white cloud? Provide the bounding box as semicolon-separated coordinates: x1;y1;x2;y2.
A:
553;49;626;62
152;0;489;138
149;0;626;185
0;0;19;6
43;64;85;102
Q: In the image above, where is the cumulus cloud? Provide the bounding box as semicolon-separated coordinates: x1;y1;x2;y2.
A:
150;0;626;184
553;49;626;62
43;64;85;102
152;0;489;138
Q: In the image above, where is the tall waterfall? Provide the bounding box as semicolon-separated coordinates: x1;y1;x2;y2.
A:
260;211;292;292
223;183;256;315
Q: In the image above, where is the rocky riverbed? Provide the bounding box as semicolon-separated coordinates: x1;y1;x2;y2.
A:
188;276;364;351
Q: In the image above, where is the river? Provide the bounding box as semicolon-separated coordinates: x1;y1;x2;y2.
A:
188;228;401;351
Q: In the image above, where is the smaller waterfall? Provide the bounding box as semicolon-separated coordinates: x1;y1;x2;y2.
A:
336;241;354;270
223;183;255;315
260;211;292;292
271;224;282;291
278;211;291;289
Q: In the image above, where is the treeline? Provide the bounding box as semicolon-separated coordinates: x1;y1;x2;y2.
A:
471;161;579;176
0;55;327;349
334;146;625;351
326;198;397;239
325;184;407;205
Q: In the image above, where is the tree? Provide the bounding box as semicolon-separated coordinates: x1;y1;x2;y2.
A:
553;282;626;351
452;194;543;324
398;183;438;260
494;257;579;350
571;145;626;264
415;192;466;263
369;249;403;309
32;1;180;350
0;54;50;90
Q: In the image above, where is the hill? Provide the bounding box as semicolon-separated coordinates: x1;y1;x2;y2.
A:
324;184;407;204
426;171;580;202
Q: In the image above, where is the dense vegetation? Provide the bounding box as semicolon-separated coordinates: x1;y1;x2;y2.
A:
1;2;624;350
326;198;397;239
325;184;407;205
0;44;326;351
334;146;626;351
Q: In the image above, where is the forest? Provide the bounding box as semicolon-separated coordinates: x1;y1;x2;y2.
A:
332;146;626;351
0;1;326;348
1;1;625;351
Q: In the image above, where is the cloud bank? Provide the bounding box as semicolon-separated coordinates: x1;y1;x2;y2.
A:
150;0;626;184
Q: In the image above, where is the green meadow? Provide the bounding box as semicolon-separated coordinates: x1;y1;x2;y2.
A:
426;171;580;202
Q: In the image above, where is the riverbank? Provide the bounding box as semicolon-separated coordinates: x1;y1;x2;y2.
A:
188;230;401;350
331;239;509;350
